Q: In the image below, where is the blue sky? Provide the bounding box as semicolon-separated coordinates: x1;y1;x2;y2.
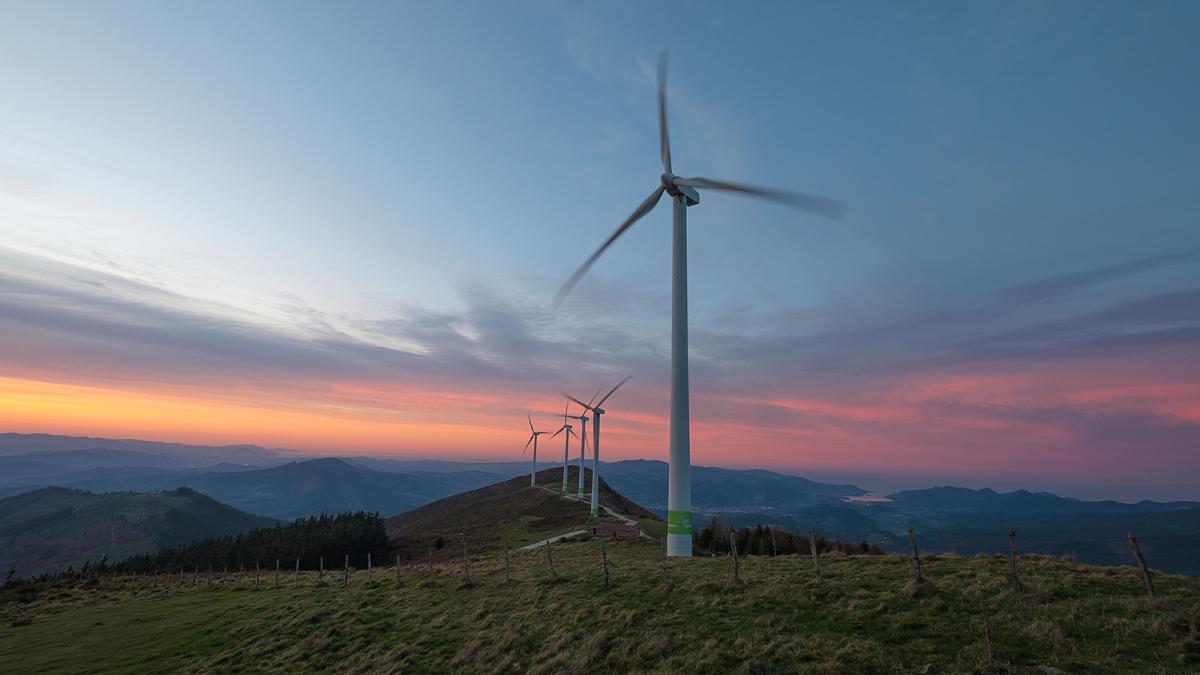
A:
2;1;1199;499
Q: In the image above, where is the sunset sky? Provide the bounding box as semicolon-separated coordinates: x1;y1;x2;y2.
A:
2;2;1198;500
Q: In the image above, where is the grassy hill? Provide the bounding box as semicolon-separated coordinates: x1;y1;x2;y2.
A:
386;466;658;564
0;487;276;577
2;536;1198;673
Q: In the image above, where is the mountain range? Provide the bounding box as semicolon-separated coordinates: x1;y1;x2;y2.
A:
2;433;1198;574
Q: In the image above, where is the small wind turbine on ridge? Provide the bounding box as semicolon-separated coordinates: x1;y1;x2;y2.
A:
549;402;578;493
564;375;631;517
554;51;848;557
524;413;552;488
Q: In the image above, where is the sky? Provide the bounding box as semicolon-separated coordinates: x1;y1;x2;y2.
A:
1;1;1199;500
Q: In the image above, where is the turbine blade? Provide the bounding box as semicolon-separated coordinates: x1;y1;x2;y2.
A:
587;386;603;407
553;185;665;305
551;426;565;439
672;176;848;222
658;49;671;174
598;374;632;406
524;434;534;453
527;412;535;434
563;392;594;411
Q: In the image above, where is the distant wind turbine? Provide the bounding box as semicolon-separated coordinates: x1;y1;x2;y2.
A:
554;52;848;557
564;376;631;517
524;413;552;488
549;403;578;493
561;397;593;498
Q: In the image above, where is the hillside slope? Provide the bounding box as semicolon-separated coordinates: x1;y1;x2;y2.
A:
2;541;1198;673
386;466;658;562
0;487;276;577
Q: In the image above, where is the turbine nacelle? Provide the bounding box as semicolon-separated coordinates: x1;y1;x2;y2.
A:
661;172;699;206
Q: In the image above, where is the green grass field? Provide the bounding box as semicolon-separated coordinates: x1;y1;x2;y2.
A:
2;538;1198;673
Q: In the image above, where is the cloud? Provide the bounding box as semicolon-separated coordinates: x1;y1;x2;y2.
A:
2;244;1198;496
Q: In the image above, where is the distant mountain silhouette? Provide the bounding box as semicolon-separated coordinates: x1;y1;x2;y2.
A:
53;458;508;520
0;486;276;577
599;459;866;514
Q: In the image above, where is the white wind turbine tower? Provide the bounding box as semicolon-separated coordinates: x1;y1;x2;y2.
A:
564;376;631;517
549;403;578;493
561;398;592;498
524;413;552;488
555;52;848;557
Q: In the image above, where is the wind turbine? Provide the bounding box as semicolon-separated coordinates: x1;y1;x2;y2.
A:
564;376;631;517
554;52;848;557
524;413;552;488
549;403;578;493
561;397;593;498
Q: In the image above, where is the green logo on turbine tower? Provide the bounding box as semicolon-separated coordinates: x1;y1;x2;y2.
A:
667;510;692;535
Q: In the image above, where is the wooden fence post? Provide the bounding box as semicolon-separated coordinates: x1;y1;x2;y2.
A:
504;544;511;583
907;528;922;583
319;556;324;583
460;533;470;581
601;540;610;590
808;530;822;581
545;540;557;579
367;553;373;584
770;527;778;557
192;567;198;587
294;558;300;588
1008;530;1022;593
428;546;434;575
274;559;279;589
730;532;741;585
255;561;260;590
1128;532;1154;598
343;554;349;589
395;555;401;586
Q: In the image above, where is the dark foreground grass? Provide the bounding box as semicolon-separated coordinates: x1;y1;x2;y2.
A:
2;540;1198;673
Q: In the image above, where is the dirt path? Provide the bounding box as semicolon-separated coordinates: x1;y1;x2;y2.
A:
519;486;654;550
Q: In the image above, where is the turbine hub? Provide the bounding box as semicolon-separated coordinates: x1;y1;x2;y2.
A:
660;172;676;192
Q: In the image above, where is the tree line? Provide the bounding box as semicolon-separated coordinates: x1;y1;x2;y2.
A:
693;518;884;557
114;511;389;573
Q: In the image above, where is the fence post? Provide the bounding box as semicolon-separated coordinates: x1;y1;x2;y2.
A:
601;540;610;590
461;536;471;585
343;554;349;589
192;567;198;587
1008;530;1022;593
428;546;434;575
319;556;324;583
545;540;557;579
770;527;778;557
255;561;260;590
504;544;512;583
294;558;300;588
808;530;822;581
395;555;401;586
907;528;923;583
730;532;741;585
367;553;373;584
274;559;279;589
1128;532;1154;598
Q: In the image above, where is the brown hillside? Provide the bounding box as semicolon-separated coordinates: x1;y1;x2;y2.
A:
385;466;658;564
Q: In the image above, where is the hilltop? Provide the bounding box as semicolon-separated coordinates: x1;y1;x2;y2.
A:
0;487;276;577
386;466;658;563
